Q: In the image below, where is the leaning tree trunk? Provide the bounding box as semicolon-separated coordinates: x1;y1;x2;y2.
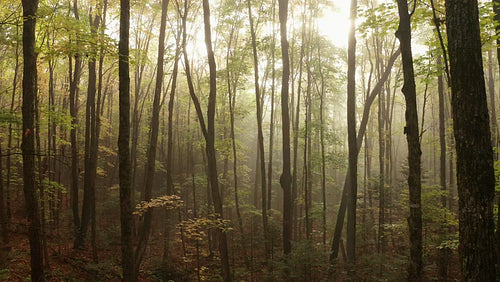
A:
330;48;400;262
446;0;497;280
395;0;423;280
437;55;450;281
21;0;44;280
134;0;170;275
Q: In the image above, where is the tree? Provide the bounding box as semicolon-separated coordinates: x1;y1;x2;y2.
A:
279;0;292;258
134;0;170;275
118;0;135;280
68;0;82;230
202;1;231;280
75;9;101;250
446;0;497;280
21;0;44;280
346;0;358;277
246;0;269;259
395;0;423;280
330;47;401;263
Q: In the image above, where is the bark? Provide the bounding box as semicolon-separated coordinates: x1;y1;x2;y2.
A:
330;48;400;262
291;9;305;240
118;0;135;280
91;1;108;262
279;0;292;258
225;24;250;268
487;50;498;149
6;21;21;229
131;14;154;199
268;0;276;213
346;0;358;277
377;69;386;254
75;13;101;250
34;64;50;271
437;55;449;282
246;0;269;259
493;0;500;270
163;2;180;264
69;0;82;230
21;0;44;280
446;0;497;280
396;0;423;280
134;0;170;274
0;143;6;244
317;38;327;245
188;1;232;280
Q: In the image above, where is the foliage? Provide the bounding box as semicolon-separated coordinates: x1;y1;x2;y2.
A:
133;195;184;216
178;214;232;241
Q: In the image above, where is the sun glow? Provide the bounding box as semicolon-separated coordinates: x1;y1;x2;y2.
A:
318;1;350;48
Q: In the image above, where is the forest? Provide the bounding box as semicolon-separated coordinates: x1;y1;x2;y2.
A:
0;0;498;281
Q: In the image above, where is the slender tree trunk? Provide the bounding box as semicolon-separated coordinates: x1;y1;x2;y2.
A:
346;0;358;278
377;71;386;254
279;0;292;258
268;0;277;213
395;1;423;280
6;20;21;228
118;0;134;279
330;47;400;261
0;143;6;244
21;0;44;280
493;0;500;270
76;13;101;250
246;0;269;259
446;0;497;280
163;5;180;264
226;25;250;269
34;67;50;271
134;0;170;274
316;33;327;246
69;0;82;230
437;55;450;282
292;10;306;240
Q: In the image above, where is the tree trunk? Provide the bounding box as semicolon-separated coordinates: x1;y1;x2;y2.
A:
291;9;306;241
76;13;101;250
268;0;277;213
487;51;498;149
279;0;292;259
346;0;358;277
199;1;231;280
0;143;6;244
69;0;82;230
446;0;497;280
493;0;500;270
246;0;269;259
118;0;135;280
395;1;423;280
330;49;400;262
163;3;180;264
377;68;386;254
134;0;170;273
21;0;44;280
437;55;449;282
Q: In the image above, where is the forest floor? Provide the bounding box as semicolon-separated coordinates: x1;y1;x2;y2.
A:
2;231;123;281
